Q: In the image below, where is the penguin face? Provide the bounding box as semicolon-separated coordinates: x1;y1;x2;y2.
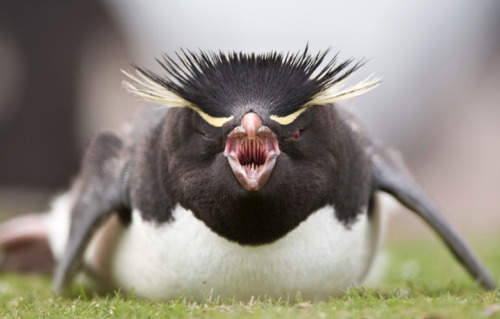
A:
164;100;336;199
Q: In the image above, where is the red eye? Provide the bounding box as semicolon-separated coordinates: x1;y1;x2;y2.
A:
201;131;214;140
292;129;302;139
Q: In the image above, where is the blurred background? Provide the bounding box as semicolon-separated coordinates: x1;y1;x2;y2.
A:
0;0;499;239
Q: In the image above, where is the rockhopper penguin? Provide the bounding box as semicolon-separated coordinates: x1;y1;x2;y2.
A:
0;48;496;301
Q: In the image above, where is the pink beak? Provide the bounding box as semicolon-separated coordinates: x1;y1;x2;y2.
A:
223;113;281;191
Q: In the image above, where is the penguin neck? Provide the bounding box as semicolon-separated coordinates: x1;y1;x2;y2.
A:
185;188;326;245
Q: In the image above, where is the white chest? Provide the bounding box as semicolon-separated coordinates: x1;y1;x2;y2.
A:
110;204;382;302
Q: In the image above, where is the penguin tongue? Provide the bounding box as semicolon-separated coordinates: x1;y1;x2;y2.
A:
224;126;280;191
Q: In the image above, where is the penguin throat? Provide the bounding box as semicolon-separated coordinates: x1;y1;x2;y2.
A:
224;129;280;191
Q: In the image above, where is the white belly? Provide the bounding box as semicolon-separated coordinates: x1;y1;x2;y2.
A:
110;203;385;302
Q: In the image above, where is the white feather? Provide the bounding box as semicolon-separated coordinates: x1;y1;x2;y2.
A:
110;203;385;302
46;193;73;260
45;194;389;302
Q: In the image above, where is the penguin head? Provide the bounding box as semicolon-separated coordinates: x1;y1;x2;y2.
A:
124;48;379;194
124;48;379;244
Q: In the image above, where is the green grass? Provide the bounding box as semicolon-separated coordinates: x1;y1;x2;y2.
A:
1;237;499;319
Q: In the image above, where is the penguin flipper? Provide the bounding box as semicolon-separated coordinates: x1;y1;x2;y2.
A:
52;132;131;293
370;143;496;290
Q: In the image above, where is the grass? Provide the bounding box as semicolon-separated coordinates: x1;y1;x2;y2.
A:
0;237;499;319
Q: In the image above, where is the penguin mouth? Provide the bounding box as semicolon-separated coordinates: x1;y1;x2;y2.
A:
224;126;280;191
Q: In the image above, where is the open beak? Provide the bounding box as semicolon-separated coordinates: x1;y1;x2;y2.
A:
223;113;280;191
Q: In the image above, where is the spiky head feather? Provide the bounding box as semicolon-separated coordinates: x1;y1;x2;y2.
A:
123;47;380;127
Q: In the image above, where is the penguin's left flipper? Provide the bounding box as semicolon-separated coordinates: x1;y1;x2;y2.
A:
370;142;496;290
52;132;131;293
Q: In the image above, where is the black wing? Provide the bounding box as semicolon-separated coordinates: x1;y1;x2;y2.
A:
370;142;496;290
52;132;131;292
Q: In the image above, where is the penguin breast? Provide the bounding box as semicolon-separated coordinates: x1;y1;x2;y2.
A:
109;204;378;302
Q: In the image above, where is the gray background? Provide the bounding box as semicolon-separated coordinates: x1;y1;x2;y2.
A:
1;1;499;239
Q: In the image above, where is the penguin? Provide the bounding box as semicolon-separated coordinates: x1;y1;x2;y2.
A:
0;48;496;301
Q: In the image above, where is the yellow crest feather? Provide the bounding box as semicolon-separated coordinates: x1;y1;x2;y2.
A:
270;75;381;126
122;69;233;127
306;74;381;106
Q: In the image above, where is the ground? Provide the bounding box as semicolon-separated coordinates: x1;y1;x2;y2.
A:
0;237;499;319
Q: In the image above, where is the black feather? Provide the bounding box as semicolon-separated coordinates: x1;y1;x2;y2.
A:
133;46;363;118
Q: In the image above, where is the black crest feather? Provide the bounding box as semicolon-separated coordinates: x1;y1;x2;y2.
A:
124;47;380;125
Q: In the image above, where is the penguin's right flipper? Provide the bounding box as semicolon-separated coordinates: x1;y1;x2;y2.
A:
370;143;496;290
52;132;131;293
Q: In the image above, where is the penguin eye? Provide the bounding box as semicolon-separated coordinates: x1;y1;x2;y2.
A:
200;131;214;140
291;129;302;139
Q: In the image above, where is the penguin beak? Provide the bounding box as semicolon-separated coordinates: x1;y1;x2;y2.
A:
224;113;281;191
